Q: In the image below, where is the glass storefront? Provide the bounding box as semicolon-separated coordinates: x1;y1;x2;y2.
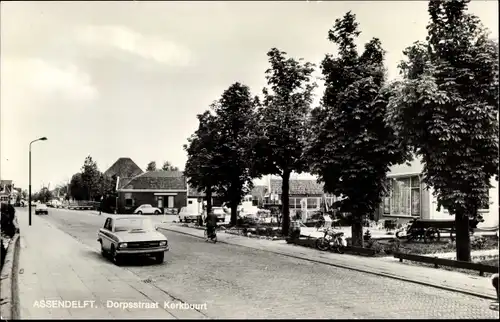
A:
383;175;421;217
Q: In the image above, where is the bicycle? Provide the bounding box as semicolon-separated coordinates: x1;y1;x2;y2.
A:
204;227;217;243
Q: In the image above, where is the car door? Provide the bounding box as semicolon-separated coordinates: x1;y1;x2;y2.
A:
100;218;113;250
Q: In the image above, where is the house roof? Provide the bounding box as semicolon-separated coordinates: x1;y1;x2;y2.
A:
120;171;187;190
187;186;220;198
269;179;325;196
251;185;268;199
0;180;13;194
104;158;143;178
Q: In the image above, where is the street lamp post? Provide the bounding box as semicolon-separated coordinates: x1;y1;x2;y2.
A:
28;137;47;226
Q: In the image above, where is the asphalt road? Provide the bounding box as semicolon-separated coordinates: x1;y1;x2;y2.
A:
31;207;499;319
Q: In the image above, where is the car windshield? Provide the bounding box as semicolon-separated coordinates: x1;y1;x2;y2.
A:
141;204;152;208
114;218;154;232
213;208;224;215
37;204;47;209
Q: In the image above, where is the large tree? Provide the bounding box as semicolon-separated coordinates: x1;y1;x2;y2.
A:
146;161;157;171
308;12;411;247
386;0;499;261
253;48;316;236
161;161;179;171
81;155;101;200
69;173;87;200
210;83;258;225
184;110;224;216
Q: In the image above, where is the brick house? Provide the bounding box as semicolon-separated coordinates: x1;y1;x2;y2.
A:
116;170;188;214
0;180;13;204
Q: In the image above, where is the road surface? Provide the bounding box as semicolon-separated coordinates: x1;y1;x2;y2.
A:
22;207;499;319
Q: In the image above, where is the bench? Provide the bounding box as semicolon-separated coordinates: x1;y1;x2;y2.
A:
394;252;498;276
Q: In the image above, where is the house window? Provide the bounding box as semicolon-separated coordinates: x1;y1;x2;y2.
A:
383;175;421;217
188;200;193;205
167;196;175;208
307;198;319;209
124;193;133;207
289;198;299;209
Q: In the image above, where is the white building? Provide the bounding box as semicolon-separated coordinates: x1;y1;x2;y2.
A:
378;158;499;228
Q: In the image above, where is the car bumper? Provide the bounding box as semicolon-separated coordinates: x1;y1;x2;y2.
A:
116;246;169;255
182;216;198;221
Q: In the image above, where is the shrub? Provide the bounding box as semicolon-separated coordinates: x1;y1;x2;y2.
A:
364;230;372;242
384;239;401;255
369;241;384;254
471;236;487;250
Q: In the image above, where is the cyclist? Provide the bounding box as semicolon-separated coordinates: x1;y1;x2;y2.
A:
205;210;218;240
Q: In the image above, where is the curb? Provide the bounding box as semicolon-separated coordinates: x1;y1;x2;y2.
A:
0;233;21;320
33;217;207;319
159;226;497;301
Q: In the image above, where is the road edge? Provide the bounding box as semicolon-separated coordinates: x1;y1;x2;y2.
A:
33;215;208;320
0;233;21;320
159;227;497;301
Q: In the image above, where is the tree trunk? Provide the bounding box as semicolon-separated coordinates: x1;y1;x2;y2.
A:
351;213;364;247
455;212;471;262
206;187;213;215
281;171;291;236
230;201;238;226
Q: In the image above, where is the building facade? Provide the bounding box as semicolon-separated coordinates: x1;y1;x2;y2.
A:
116;170;188;214
376;158;499;227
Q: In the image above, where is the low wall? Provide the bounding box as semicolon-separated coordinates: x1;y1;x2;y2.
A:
0;233;21;320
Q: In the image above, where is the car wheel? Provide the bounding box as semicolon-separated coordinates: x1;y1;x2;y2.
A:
155;252;165;264
110;245;121;265
137;211;142;215
100;241;107;257
154;210;160;215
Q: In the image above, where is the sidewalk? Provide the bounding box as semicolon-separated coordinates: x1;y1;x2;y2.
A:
17;212;206;319
158;223;498;300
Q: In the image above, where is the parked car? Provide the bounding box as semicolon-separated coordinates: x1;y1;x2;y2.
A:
134;204;161;215
35;203;48;215
97;215;169;264
203;207;225;223
178;207;199;223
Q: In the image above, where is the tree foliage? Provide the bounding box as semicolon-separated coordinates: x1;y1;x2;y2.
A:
210;83;258;224
307;11;411;247
146;161;157;171
184;110;224;215
253;48;316;235
161;161;179;171
33;187;53;203
386;0;499;261
81;156;101;200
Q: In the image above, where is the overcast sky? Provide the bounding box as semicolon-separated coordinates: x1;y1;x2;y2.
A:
1;1;498;191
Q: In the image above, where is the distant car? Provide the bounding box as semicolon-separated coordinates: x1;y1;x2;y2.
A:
97;215;169;264
178;207;199;223
134;204;161;215
35;203;48;215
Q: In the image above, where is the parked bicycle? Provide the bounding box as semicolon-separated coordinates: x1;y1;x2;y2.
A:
315;227;347;253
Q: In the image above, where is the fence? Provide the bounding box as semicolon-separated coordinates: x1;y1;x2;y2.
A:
394;252;498;276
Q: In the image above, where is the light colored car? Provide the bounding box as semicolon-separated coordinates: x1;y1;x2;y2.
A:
134;204;161;215
35;203;48;215
97;215;169;264
203;207;225;223
178;207;199;223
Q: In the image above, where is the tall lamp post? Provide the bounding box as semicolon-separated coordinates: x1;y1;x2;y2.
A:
29;137;47;226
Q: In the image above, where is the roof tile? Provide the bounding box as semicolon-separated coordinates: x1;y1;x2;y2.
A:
270;179;324;195
122;171;187;190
